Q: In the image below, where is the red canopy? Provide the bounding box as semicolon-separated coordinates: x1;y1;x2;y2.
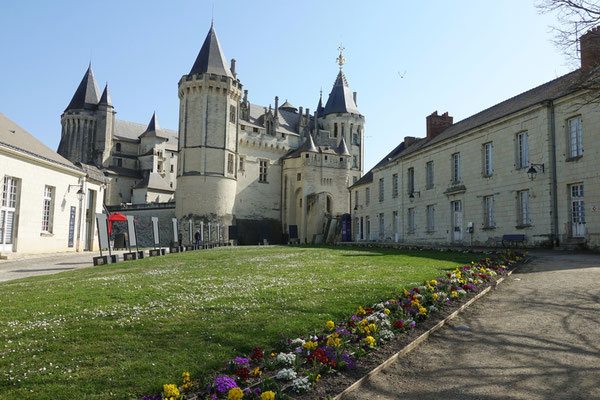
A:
108;213;134;234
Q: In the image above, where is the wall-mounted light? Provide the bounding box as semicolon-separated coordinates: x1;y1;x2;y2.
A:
527;163;545;181
408;191;420;202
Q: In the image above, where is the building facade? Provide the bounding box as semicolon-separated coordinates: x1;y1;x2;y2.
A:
351;28;600;250
0;112;105;256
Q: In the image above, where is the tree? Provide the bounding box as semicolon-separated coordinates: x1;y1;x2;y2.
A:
537;0;600;65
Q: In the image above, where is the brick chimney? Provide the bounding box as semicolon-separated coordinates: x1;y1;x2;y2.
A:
404;136;418;147
581;26;600;72
426;111;453;140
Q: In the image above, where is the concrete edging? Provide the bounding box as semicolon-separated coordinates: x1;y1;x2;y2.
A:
334;267;517;400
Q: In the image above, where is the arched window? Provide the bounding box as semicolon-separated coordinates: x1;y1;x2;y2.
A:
326;195;332;214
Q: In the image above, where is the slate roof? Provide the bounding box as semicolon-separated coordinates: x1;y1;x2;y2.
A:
99;84;112;106
134;171;174;192
323;70;360;116
279;100;297;112
246;103;306;136
0;112;81;172
65;65;101;111
113;119;178;150
139;112;169;139
337;136;350;156
189;23;233;78
351;69;583;188
75;162;106;183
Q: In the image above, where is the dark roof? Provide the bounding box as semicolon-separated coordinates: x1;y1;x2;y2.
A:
323;70;360;116
75;162;106;183
65;64;101;111
189;23;233;78
337;136;350;156
134;171;174;192
113;119;177;150
279;100;297;112
105;166;142;178
0;112;81;172
284;134;317;159
316;94;324;115
139;112;169;139
351;69;583;189
99;83;112;106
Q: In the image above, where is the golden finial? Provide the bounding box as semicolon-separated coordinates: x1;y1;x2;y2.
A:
336;43;346;70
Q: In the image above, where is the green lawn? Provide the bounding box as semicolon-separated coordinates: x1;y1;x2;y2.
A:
0;245;480;399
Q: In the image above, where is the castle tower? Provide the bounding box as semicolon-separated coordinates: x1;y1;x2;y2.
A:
58;64;114;166
320;45;364;173
176;24;243;234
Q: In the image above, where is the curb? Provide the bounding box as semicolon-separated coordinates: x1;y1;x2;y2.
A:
334;266;518;400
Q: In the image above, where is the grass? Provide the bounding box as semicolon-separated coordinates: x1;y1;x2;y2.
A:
0;245;481;399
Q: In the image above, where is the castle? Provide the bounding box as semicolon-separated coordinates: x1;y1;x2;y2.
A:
57;24;364;245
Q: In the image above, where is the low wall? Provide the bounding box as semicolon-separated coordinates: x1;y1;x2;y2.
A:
108;204;176;248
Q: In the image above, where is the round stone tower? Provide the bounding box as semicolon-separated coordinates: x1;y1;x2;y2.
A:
176;24;243;234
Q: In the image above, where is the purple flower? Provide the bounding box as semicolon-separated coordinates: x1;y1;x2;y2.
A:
231;357;250;368
295;346;303;353
213;376;238;393
254;388;262;396
142;395;161;400
409;321;416;328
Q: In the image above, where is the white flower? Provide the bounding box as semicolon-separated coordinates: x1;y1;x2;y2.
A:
458;289;467;295
380;319;391;329
276;352;296;367
374;302;385;311
276;368;297;380
292;376;311;392
380;329;395;340
291;338;305;346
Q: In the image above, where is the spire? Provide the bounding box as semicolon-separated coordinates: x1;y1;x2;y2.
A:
303;133;317;153
337;136;350;156
189;24;233;78
65;64;101;111
99;83;112;106
316;89;324;115
323;70;360;115
139;112;167;139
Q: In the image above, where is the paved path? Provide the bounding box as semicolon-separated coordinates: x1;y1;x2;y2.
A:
345;251;600;400
0;251;108;282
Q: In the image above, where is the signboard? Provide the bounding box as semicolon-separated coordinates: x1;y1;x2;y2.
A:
151;217;160;247
171;218;178;243
126;215;137;248
68;206;76;247
96;213;110;251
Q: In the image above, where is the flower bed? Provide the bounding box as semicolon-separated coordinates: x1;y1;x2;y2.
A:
146;250;524;400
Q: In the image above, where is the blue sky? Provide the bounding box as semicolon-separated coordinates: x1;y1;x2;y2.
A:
0;0;571;170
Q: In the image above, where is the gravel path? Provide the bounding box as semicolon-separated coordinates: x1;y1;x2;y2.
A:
344;251;600;400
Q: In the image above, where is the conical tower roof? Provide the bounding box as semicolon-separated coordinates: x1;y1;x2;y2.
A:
323;70;360;115
316;91;325;115
65;64;101;111
139;112;168;139
99;83;112;106
189;23;233;78
303;133;318;153
337;136;350;156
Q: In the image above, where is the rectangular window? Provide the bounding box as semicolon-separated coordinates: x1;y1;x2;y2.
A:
408;167;415;194
353;176;357;184
426;161;434;189
484;195;495;228
408;208;415;234
452;153;461;183
427;205;435;232
365;187;370;206
568;116;583;158
379;213;385;239
42;186;54;233
297;173;302;181
483;142;493;176
392;174;398;198
366;216;371;240
354;190;359;207
518;190;530;226
334;123;338;138
227;154;234;174
352;155;358;168
116;158;122;167
229;105;236;123
352;133;358;145
517;132;529;168
170;164;174;173
379;178;384;202
239;156;245;171
259;160;268;182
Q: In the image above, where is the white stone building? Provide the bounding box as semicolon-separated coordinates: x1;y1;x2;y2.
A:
0;112;105;256
351;28;600;250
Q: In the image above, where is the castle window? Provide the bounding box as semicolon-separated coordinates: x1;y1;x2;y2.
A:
379;178;384;202
340;157;343;162
408;168;415;194
170;165;174;173
484;195;495;228
452;153;461;184
305;154;309;159
259;160;268;183
353;176;357;184
115;158;122;167
334;123;338;138
568;116;583;158
427;205;435;232
353;155;358;168
426;161;434;189
392;174;398;198
325;155;328;161
483;142;493;176
229;106;236;123
352;133;358;145
366;187;370;206
41;186;54;233
297;173;301;181
517;132;529;168
408;208;415;234
227;154;234;174
341;123;345;138
518;190;531;226
241;124;246;130
116;143;121;152
239;156;245;171
253;127;259;133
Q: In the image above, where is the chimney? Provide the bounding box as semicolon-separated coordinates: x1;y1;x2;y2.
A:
274;96;279;118
353;91;357;105
580;27;600;72
243;89;248;103
426;111;453;140
404;136;418;147
298;106;303;117
230;58;237;78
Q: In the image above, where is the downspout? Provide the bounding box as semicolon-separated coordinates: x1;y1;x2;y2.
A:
548;100;560;247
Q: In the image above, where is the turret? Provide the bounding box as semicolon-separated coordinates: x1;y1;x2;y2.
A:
95;83;115;166
176;23;243;235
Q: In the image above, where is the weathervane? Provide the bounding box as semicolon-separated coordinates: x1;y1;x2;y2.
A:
336;43;346;70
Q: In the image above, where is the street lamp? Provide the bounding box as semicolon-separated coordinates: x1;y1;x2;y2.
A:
408;191;420;202
527;163;545;181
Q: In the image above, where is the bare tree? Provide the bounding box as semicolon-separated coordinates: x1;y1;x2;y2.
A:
537;0;600;65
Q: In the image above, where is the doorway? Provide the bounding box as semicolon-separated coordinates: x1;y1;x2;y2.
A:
0;176;19;253
570;184;585;238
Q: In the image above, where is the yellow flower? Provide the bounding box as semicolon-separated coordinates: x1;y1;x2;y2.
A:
419;306;427;315
228;387;244;400
384;308;390;315
252;367;262;376
326;320;335;330
303;341;318;351
261;391;275;400
163;384;180;398
368;323;377;333
315;374;321;382
451;291;458;297
431;280;437;285
432;293;438;301
356;306;366;316
473;280;478;284
360;318;368;326
270;352;276;358
364;336;375;347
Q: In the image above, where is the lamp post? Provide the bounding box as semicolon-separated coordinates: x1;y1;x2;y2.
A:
408;191;420;203
527;163;545;181
69;179;86;252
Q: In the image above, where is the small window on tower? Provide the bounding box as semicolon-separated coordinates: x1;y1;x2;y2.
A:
227;154;234;174
334;123;338;138
116;158;122;167
229;105;236;123
297;173;301;181
116;143;121;152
